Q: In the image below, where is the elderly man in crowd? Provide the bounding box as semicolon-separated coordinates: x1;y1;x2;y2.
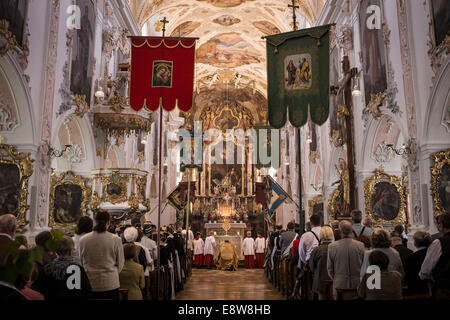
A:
0;214;19;268
405;230;432;297
327;220;365;299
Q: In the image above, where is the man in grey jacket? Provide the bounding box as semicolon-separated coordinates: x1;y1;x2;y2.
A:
327;220;365;298
279;222;297;253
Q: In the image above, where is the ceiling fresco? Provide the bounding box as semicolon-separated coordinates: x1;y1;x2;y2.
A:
129;0;324;120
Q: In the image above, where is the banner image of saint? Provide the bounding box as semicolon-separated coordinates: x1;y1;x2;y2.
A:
152;61;173;88
284;54;312;90
70;0;95;106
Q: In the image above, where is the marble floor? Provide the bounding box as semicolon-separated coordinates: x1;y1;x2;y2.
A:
176;268;284;300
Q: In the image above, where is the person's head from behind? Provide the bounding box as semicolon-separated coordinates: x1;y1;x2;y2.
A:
362;216;373;228
394;224;404;235
35;231;53;251
371;229;391;248
123;243;138;261
390;236;403;248
275;225;282;231
319;226;334;242
351;210;362;224
196;232;201;238
209;231;214;237
305;221;311;231
257;232;262;237
358;235;372;250
413;230;432;249
368;250;390;272
247;231;252;237
0;214;17;237
76;216;93;235
310;214;321;227
57;236;74;258
124;227;138;243
339;220;353;238
287;222;295;231
93;210;110;233
436;214;450;233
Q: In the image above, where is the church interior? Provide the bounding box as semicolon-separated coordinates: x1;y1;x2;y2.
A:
0;0;449;302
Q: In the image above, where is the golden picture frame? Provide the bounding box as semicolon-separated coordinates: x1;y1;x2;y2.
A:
100;171;129;204
364;168;407;226
430;148;450;218
49;171;91;227
0;143;34;227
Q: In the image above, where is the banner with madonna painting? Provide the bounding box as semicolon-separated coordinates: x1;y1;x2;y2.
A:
430;149;450;217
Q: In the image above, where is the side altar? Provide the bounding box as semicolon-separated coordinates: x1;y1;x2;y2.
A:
204;222;246;260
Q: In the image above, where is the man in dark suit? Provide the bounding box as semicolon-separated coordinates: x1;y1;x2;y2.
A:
0;214;20;267
405;231;432;296
391;236;413;268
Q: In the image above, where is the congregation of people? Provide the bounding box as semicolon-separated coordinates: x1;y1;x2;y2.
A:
266;210;450;300
0;211;193;301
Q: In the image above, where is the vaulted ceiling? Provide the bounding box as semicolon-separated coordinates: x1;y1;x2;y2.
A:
129;0;324;111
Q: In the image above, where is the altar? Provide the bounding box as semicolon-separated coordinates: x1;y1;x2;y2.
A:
204;222;246;260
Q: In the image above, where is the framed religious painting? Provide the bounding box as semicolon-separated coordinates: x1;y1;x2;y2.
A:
0;143;34;227
364;168;407;226
429;0;450;48
0;0;28;50
101;172;129;204
430;149;450;217
69;0;96;107
49;171;91;227
358;0;388;109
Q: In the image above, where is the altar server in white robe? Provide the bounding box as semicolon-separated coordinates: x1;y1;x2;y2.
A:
193;232;204;267
243;231;255;268
254;232;266;268
203;232;216;268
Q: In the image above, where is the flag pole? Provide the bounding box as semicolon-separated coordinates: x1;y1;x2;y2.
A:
156;16;169;299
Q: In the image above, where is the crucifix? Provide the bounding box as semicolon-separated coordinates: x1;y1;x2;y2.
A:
288;0;299;31
160;16;169;37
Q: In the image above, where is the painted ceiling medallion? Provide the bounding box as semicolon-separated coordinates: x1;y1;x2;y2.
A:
212;15;241;26
196;0;251;8
170;21;201;36
196;32;261;68
252;21;281;35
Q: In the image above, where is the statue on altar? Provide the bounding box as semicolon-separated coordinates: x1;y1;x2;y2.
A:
215;240;239;271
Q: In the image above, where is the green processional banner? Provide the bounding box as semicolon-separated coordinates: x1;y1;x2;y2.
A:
266;24;331;128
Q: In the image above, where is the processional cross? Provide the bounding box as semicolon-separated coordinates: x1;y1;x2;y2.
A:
160;17;169;37
288;0;299;31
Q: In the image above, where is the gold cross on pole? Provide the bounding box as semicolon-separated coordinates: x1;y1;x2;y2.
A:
160;16;169;37
288;0;299;31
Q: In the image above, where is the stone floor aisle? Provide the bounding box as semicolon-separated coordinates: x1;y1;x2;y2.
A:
176;268;284;300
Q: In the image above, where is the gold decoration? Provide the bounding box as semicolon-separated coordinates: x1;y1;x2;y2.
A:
310;150;318;164
0;20;18;56
308;195;323;217
365;92;385;120
100;171;129;204
136;175;147;201
49;171;91;227
91;191;101;211
337;105;350;118
73;94;90;118
430;149;450;218
94;112;153;140
0;143;34;227
128;192;139;212
363;167;407;227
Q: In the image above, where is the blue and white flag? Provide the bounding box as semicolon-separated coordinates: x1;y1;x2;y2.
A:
265;176;291;217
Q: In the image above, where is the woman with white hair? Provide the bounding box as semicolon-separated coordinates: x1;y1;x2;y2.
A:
123;227;153;276
309;226;335;300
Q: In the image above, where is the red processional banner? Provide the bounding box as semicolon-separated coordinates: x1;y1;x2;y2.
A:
129;37;196;112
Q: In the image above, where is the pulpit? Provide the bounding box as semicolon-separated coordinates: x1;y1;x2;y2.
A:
204;222;246;260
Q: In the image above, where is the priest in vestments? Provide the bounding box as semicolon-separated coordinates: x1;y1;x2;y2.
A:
215;240;239;271
242;231;255;268
203;232;216;268
255;232;266;268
